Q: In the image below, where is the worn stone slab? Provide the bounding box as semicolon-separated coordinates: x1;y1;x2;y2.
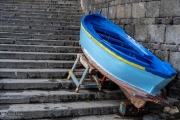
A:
1;79;75;90
0;51;78;60
0;18;81;26
119;19;133;25
160;0;180;17
148;25;165;43
0;39;79;46
165;25;180;44
0;89;124;104
146;1;160;17
0;32;79;40
140;18;155;25
173;17;180;25
154;50;169;61
0;28;80;35
116;5;124;19
0;44;82;53
160;44;178;52
59;114;142;120
1;78;117;90
169;52;180;70
132;2;146;18
0;68;70;79
155;17;173;24
0;59;78;69
124;25;135;37
109;6;117;19
0;100;120;119
134;25;148;42
124;4;131;18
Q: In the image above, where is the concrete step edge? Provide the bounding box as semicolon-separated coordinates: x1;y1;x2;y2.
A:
0;100;120;119
0;89;124;104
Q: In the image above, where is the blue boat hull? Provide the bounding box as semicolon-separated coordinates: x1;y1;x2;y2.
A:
80;12;176;108
80;27;171;95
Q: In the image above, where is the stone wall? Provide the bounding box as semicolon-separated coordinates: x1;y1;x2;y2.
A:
81;0;180;81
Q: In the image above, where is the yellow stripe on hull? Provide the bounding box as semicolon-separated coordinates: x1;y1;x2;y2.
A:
81;24;145;71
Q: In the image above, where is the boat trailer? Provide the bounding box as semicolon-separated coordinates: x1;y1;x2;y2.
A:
67;54;148;115
67;54;101;93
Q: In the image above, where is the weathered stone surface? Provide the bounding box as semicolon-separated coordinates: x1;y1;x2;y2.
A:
147;43;160;50
133;18;141;24
165;25;180;44
100;0;106;4
132;2;146;18
124;4;131;18
102;7;107;17
169;80;180;99
129;0;142;3
63;114;142;120
110;1;115;6
114;0;121;5
0;100;119;119
159;113;171;120
81;0;95;13
169;52;180;70
160;44;178;52
146;1;160;17
109;6;117;19
160;0;180;17
140;18;155;25
124;24;135;37
155;17;173;24
154;50;169;61
173;17;180;25
148;25;165;43
119;19;133;25
143;114;161;120
116;5;124;19
0;89;124;104
121;0;129;4
134;25;148;42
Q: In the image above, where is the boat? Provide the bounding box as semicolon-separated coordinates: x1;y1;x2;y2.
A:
79;10;177;108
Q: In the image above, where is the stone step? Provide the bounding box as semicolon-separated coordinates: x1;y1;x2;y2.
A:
0;19;80;26
0;79;118;90
0;59;82;69
56;114;142;120
0;8;83;13
0;16;80;23
1;0;79;2
0;100;119;119
0;3;81;8
1;1;79;5
0;14;82;20
0;89;123;104
0;68;79;79
0;21;80;30
0;27;80;35
0;8;83;15
0;79;75;90
0;0;79;2
0;51;78;60
1;1;79;4
0;38;80;46
0;11;83;18
0;44;82;53
0;32;79;40
0;6;82;11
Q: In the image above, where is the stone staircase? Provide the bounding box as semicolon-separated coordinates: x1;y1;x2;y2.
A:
0;0;133;119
